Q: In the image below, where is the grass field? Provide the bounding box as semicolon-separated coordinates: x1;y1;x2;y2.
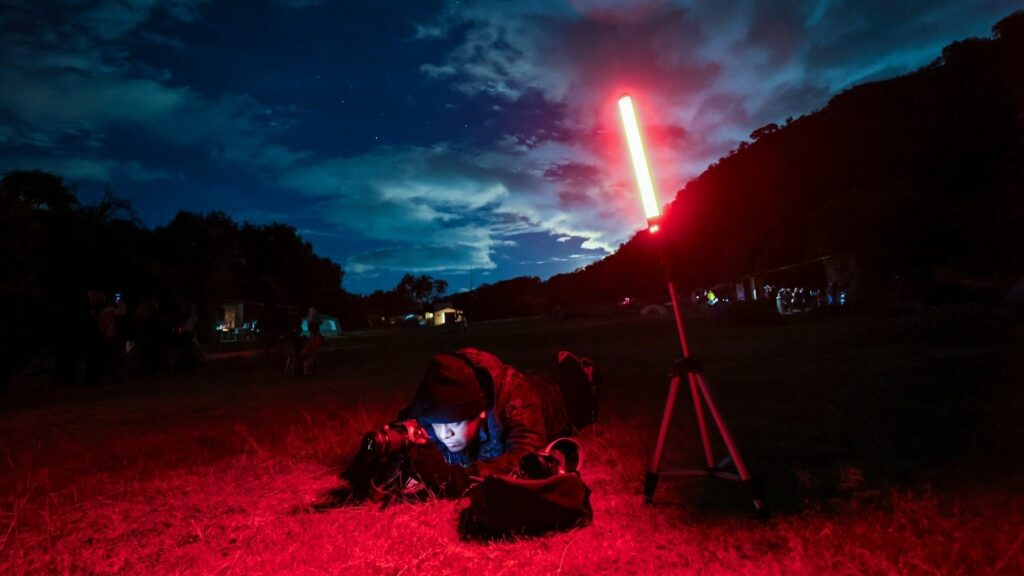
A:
2;304;1022;574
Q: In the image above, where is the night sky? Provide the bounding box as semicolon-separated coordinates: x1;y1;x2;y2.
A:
1;0;1015;293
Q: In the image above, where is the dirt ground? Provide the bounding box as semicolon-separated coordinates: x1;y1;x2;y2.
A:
1;304;1022;574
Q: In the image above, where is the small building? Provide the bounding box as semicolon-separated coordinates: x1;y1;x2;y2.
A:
426;305;466;327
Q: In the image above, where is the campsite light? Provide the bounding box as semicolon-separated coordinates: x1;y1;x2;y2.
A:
618;94;661;228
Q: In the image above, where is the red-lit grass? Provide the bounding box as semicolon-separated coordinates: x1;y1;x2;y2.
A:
1;306;1022;574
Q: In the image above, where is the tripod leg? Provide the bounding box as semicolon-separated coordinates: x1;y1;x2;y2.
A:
694;373;767;514
694;373;751;480
689;372;716;469
646;375;682;502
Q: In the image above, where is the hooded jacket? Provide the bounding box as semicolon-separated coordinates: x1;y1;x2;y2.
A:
403;348;573;478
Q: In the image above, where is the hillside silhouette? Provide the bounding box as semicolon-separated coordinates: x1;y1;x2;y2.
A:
545;10;1023;306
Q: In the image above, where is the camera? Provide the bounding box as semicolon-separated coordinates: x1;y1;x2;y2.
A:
360;419;428;461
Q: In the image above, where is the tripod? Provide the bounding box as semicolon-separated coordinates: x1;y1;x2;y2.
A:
615;92;763;513
644;262;766;515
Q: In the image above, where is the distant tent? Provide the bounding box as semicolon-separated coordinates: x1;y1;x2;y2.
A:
640;304;668;316
302;315;342;338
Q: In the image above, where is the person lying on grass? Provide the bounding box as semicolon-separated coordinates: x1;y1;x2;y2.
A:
346;348;597;500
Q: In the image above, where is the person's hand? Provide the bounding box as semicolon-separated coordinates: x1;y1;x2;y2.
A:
408;443;470;496
410;424;431;446
408;442;452;488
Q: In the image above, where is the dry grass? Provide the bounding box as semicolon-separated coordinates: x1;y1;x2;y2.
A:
1;305;1022;574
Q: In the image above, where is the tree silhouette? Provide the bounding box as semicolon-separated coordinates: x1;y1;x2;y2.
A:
396;273;448;306
0;172;354;385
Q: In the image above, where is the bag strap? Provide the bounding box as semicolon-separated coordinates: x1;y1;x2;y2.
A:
537;437;583;474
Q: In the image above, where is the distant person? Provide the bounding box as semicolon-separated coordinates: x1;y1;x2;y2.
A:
284;307;304;376
306;307;322;337
172;302;201;373
285;307;323;376
299;307;324;375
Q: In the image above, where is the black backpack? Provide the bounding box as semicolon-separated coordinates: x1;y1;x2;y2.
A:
458;438;593;538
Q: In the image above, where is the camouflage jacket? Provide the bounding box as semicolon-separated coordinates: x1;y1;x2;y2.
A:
419;348;573;478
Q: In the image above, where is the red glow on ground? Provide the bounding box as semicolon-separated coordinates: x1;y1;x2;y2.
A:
1;310;1021;574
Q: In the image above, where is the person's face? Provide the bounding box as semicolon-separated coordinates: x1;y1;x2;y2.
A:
431;413;484;453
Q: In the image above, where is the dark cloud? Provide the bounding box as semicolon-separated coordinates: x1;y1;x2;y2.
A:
740;1;806;66
543;162;602;183
347;241;498;275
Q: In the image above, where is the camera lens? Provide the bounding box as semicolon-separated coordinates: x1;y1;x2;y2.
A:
360;421;421;461
361;431;384;458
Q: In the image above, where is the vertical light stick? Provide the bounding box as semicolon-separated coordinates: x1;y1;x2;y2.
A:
617;92;764;515
618;95;661;230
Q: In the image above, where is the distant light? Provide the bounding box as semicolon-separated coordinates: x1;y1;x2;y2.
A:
618;94;661;222
649;223;660;234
